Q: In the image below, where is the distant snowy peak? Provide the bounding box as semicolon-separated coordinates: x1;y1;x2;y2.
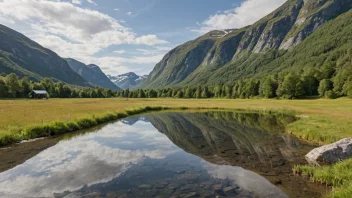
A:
135;75;148;83
108;72;148;89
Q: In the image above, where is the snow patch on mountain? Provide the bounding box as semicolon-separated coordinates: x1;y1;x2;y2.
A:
108;72;148;89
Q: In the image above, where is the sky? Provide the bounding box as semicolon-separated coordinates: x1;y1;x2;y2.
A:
0;0;286;76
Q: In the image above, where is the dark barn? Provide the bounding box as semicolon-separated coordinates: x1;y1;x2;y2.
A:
29;90;49;99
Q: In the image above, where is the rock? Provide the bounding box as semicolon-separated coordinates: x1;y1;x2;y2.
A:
212;184;223;192
168;184;178;190
181;192;197;198
155;181;168;189
223;186;236;195
180;184;193;192
305;138;352;166
182;173;199;182
138;184;152;189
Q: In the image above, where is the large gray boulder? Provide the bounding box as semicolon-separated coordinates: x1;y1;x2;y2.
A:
305;138;352;166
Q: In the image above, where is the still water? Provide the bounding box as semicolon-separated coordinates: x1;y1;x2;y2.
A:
0;111;326;198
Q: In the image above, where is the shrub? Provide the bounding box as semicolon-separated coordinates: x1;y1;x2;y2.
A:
325;90;337;99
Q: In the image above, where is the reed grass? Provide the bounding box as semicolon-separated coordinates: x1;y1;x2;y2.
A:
293;159;352;198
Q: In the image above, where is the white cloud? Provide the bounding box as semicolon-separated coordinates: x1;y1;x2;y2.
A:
113;50;126;54
195;0;286;33
127;12;132;16
0;0;169;75
71;0;81;5
114;8;119;11
135;35;169;46
87;0;97;6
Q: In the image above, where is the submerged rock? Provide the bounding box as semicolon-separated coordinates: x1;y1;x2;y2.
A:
305;138;352;166
180;192;197;198
138;184;152;189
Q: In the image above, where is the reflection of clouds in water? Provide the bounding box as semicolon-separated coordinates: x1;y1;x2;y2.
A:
204;163;289;198
0;121;178;197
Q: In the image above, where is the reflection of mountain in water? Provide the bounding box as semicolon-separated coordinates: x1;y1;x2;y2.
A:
146;112;318;196
121;116;149;125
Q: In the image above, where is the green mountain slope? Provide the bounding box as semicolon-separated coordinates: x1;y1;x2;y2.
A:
140;0;352;88
0;24;88;87
65;58;120;90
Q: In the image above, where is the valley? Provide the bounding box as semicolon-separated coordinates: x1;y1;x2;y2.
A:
0;0;351;197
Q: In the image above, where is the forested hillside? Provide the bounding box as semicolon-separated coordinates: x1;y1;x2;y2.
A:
0;73;117;98
0;25;89;87
140;0;352;92
66;59;120;90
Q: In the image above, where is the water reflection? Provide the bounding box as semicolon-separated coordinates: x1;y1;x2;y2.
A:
0;111;320;198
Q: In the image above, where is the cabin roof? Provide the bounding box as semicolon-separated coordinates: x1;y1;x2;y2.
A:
32;90;48;94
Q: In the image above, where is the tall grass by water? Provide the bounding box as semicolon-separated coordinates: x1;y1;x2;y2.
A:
293;159;352;198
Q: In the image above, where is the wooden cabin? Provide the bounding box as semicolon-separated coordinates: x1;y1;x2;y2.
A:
29;90;49;99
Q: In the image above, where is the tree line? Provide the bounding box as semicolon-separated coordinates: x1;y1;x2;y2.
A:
117;65;352;99
0;73;117;98
1;63;351;99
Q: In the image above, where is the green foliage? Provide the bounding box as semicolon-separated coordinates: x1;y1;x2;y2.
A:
5;73;21;97
318;79;333;98
117;68;349;100
260;76;277;98
293;159;352;198
0;73;118;99
277;73;304;99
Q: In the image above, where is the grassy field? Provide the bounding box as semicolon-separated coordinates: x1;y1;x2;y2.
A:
0;98;352;197
1;98;351;143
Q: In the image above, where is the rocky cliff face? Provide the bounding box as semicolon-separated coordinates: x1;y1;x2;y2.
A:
281;0;352;49
0;25;88;86
66;59;120;90
140;0;352;88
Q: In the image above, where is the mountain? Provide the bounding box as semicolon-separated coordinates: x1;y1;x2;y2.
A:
108;72;148;89
65;58;120;90
140;0;352;88
0;24;88;87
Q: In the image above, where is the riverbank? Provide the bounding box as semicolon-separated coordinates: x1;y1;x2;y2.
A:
1;98;351;145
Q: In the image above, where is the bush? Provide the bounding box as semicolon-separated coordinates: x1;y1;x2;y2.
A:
325;90;337;99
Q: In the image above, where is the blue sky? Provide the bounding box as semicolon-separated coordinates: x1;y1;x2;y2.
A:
0;0;286;76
